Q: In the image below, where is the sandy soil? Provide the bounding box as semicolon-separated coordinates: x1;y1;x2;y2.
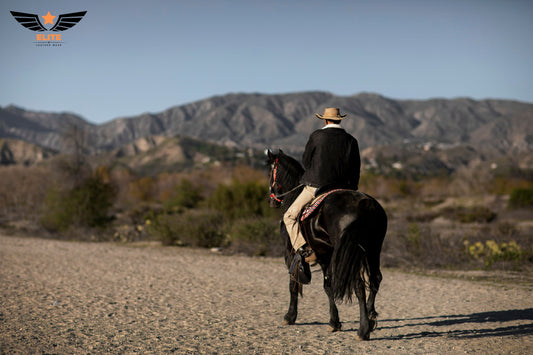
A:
1;234;532;354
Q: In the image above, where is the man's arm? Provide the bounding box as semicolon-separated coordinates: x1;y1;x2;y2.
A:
301;132;318;169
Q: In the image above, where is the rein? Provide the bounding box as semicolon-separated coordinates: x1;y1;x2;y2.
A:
270;184;305;203
269;157;303;204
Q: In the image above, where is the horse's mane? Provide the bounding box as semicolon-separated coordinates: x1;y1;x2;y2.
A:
277;151;304;188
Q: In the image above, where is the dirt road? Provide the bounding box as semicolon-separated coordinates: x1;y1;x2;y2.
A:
1;235;531;354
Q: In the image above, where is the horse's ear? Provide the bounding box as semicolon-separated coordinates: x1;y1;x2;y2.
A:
278;149;284;156
265;148;273;158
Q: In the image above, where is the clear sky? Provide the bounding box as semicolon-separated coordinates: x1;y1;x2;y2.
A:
1;0;532;124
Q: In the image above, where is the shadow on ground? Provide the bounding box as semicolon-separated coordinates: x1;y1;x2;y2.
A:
373;308;533;340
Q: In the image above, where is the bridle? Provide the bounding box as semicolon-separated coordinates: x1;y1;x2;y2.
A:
269;157;303;204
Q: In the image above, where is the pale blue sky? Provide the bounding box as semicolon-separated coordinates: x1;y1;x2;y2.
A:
1;0;532;123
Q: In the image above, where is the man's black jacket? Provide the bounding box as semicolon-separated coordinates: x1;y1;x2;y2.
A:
300;126;360;190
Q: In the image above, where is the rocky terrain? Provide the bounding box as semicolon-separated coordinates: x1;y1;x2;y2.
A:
0;138;56;165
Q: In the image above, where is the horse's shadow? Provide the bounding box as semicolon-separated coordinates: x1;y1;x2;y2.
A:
297;308;533;339
377;308;533;340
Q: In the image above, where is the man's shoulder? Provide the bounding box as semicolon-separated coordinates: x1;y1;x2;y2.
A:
313;127;355;138
313;127;344;135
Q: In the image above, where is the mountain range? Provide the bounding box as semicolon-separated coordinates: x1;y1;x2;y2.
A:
1;92;532;174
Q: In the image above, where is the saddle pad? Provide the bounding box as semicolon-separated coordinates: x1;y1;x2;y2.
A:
300;189;353;221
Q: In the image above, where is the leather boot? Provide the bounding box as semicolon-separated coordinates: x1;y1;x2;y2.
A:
305;251;317;264
298;246;317;265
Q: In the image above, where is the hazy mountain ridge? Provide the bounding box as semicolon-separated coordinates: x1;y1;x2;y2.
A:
1;92;532;167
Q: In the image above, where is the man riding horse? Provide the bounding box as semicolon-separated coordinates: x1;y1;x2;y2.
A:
284;107;361;273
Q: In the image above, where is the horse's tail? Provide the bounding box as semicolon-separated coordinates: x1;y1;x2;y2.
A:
329;219;368;302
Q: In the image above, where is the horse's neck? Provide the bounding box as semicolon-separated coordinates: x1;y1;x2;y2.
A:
279;155;305;209
281;185;304;212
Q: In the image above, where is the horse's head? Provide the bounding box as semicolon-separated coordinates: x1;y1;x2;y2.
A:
266;149;283;208
266;149;304;208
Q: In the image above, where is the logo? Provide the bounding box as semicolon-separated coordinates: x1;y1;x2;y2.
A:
10;10;87;47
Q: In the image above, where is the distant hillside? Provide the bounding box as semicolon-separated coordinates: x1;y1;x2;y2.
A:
0;139;57;165
104;135;264;175
1;92;532;172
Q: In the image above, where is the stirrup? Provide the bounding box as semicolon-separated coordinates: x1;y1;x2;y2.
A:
298;246;317;265
289;253;311;284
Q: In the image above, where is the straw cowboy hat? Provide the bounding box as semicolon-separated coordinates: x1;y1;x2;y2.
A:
315;107;347;120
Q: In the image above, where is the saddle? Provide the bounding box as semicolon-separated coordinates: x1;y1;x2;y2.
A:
300;187;355;222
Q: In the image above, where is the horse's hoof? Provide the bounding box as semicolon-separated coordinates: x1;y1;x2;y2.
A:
356;334;370;341
329;322;342;332
283;319;295;325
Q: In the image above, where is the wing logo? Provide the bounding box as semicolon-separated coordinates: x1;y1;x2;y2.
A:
10;11;87;32
10;10;86;45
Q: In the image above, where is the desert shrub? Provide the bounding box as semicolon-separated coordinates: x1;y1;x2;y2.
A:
0;165;54;220
461;222;532;270
128;177;155;202
225;217;283;256
406;223;422;252
508;188;533;209
441;206;496;223
464;240;525;269
178;209;225;248
41;170;116;231
382;222;468;268
207;180;272;220
163;178;204;211
418;177;452;199
148;209;225;248
146;211;175;245
40;188;74;231
406;211;439;223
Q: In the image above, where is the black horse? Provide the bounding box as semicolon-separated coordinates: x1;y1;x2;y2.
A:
267;149;387;340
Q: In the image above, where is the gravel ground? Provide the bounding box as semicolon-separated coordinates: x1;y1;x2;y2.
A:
1;234;532;354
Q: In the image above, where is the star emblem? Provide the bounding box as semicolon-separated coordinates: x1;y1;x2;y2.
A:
42;11;56;25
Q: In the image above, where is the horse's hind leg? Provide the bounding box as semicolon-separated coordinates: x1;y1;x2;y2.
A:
323;272;342;332
284;279;299;325
366;267;382;331
355;275;371;340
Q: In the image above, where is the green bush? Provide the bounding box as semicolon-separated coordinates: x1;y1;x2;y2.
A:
207;180;272;220
41;173;116;231
178;209;225;248
148;209;225;248
146;211;176;246
226;217;283;256
406;223;422;252
509;188;533;208
163;179;204;211
40;188;75;231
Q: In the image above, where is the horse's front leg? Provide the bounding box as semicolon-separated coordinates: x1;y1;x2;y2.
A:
323;272;342;332
284;278;299;325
